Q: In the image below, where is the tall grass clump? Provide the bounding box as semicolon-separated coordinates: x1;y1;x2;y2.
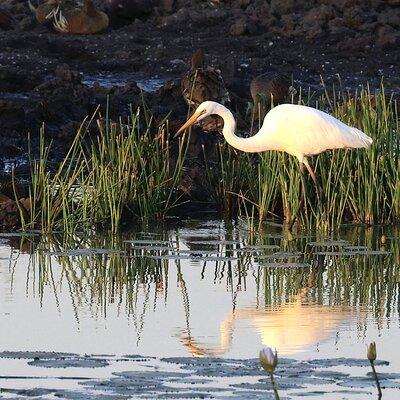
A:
19;107;187;234
203;83;399;229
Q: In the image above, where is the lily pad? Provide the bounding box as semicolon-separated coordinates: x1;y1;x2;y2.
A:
46;248;125;257
313;251;356;256
307;240;350;247
0;351;78;359
28;358;109;368
148;254;193;260
123;240;171;245
242;245;280;251
256;252;303;260
258;262;311;268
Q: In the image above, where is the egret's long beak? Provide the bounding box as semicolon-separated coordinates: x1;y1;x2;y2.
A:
174;110;206;138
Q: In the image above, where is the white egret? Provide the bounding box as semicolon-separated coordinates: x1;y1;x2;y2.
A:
175;101;373;187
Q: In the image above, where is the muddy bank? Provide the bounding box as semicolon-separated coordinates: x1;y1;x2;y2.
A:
0;0;399;144
0;0;399;222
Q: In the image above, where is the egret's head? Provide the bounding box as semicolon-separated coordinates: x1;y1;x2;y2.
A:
175;101;218;137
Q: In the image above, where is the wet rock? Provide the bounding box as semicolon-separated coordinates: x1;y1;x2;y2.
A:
106;0;159;24
376;25;400;48
0;197;21;229
327;17;352;35
159;7;189;27
270;0;297;15
160;0;175;14
245;0;270;27
55;63;81;83
302;5;335;40
0;100;26;134
190;8;229;28
378;8;400;27
343;6;365;30
31;66;94;137
0;8;13;30
230;18;248;36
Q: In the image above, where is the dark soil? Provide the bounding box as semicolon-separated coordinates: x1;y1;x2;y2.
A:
0;0;399;202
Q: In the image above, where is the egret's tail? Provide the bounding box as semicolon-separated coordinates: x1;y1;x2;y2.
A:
349;127;373;148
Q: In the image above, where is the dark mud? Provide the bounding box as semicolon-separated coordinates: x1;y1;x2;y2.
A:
1;0;399;146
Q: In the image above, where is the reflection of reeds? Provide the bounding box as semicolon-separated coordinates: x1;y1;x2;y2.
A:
29;232;171;335
15;223;399;347
256;225;400;323
203;83;399;229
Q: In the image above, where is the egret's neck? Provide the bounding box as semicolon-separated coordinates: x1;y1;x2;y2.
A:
215;104;268;153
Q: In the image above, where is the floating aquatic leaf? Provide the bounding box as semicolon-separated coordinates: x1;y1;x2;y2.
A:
313;250;391;257
313;251;356;257
190;256;237;262
129;245;175;251
186;240;242;245
258;262;311;269
354;250;391;256
242;245;280;251
148;254;193;260
256;252;302;260
343;246;369;251
172;249;220;255
46;249;125;257
123;240;171;245
307;240;350;247
308;358;389;367
337;377;400;389
0;232;38;238
28;358;109;368
0;351;78;359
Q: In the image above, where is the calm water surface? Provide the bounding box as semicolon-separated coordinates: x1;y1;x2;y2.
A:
0;220;399;397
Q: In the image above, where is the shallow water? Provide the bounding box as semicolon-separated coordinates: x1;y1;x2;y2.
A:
81;72;167;92
0;220;399;398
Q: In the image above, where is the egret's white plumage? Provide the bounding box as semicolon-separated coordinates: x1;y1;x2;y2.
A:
176;101;372;184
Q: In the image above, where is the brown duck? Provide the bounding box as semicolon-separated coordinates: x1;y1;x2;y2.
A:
181;49;230;132
53;0;109;34
181;49;230;109
250;72;296;119
28;0;62;24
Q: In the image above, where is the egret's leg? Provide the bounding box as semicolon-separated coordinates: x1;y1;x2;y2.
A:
289;163;307;230
303;157;323;196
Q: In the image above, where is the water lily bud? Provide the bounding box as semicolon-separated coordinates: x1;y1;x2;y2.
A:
259;346;278;373
367;342;377;362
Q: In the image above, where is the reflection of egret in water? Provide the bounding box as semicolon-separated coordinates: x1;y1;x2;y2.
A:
180;285;354;357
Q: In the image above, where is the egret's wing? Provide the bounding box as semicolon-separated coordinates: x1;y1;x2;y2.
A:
261;104;372;159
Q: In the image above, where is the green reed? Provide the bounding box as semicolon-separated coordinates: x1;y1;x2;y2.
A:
21;107;187;234
203;83;399;229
